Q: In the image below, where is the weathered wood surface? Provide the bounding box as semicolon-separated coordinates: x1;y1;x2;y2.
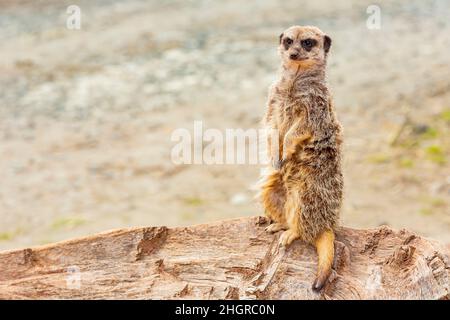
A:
0;216;449;300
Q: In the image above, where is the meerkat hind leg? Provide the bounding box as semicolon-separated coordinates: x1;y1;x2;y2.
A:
261;171;286;226
279;192;301;246
265;222;288;233
312;229;335;291
279;228;300;246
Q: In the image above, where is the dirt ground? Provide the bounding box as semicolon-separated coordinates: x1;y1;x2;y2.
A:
0;0;449;250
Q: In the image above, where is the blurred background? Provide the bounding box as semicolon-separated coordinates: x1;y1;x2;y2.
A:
0;0;449;250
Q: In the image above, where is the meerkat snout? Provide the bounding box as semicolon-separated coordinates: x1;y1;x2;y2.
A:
289;52;300;60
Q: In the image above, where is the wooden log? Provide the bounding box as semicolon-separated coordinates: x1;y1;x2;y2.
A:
0;216;448;299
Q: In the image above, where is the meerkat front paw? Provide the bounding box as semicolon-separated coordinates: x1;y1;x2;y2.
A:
265;223;288;233
279;229;300;246
272;159;285;170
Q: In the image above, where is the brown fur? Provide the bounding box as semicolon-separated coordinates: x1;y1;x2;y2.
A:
260;26;343;291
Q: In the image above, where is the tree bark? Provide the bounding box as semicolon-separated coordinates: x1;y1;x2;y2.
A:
0;216;449;299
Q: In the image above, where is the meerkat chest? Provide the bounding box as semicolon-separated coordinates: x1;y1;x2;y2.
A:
275;93;307;131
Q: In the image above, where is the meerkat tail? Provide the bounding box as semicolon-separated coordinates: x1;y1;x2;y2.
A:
312;229;335;291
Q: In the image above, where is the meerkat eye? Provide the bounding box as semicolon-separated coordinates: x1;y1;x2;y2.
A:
304;39;313;47
282;37;293;50
301;38;317;51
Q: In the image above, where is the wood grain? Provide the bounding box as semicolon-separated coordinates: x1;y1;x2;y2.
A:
0;216;448;299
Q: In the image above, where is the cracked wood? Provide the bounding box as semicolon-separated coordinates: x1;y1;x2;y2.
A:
0;216;449;299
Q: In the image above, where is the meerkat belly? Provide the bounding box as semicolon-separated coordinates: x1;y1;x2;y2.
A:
283;146;343;242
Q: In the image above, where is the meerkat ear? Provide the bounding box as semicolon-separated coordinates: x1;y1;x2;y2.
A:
324;35;332;53
279;33;284;44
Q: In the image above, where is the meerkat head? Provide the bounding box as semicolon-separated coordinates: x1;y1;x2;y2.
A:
278;25;331;71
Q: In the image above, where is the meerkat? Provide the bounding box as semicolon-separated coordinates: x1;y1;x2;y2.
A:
260;25;343;291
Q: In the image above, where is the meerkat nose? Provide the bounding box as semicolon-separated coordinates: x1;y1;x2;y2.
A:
289;53;299;60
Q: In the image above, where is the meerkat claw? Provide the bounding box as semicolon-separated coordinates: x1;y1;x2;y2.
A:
265;223;288;233
279;229;300;246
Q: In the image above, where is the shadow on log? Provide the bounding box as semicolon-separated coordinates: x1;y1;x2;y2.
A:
0;216;449;299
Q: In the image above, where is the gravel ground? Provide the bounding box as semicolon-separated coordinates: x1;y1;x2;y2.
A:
0;0;449;250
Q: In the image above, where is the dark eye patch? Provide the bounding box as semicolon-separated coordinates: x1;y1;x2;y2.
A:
282;37;293;50
301;38;317;51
